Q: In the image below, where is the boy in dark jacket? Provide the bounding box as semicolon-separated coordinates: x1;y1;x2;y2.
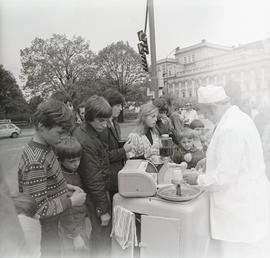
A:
73;95;112;258
99;89;133;201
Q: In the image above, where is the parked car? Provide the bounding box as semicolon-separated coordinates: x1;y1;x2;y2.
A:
0;123;21;138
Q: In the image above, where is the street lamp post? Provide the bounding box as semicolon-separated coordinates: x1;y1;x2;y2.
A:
148;0;158;99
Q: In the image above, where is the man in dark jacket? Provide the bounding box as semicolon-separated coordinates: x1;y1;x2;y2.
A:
73;95;112;257
99;90;133;201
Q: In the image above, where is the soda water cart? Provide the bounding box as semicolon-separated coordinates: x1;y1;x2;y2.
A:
111;136;210;258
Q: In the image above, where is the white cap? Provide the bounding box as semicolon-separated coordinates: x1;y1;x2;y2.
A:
197;85;228;104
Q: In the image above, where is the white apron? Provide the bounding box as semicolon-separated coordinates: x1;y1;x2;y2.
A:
198;106;270;243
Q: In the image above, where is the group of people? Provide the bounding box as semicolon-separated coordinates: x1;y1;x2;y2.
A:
1;84;270;258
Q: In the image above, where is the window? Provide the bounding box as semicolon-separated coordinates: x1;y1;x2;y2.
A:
8;124;15;129
182;90;186;98
0;125;7;130
184;57;187;64
192;54;195;62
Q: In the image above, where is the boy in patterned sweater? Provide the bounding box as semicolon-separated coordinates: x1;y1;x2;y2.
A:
18;99;86;258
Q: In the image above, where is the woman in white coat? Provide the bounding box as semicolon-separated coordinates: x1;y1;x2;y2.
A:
184;85;270;258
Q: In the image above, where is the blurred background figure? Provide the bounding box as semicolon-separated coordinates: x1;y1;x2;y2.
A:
164;95;184;134
12;192;41;258
152;97;172;136
182;102;199;126
75;102;86;125
260;105;270;182
0;164;26;258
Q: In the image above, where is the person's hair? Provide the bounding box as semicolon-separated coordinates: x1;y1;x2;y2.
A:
103;89;125;106
84;95;112;122
135;103;159;135
189;119;204;129
12;192;37;217
32;99;74;131
50;90;72;104
152;97;169;114
78;101;86;109
55;136;82;161
179;128;194;142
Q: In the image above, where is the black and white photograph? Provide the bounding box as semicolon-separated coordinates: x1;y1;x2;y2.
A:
1;0;270;257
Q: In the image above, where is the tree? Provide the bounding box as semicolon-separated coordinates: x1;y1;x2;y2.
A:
28;95;43;113
20;34;96;98
95;41;146;96
0;65;30;119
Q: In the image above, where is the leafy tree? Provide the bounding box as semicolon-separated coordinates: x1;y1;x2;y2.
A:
95;41;146;96
0;65;30;119
20;34;96;98
28;95;43;113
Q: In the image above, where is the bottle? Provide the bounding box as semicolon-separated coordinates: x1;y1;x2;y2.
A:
160;134;173;157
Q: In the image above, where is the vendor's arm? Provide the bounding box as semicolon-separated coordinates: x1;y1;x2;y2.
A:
197;129;244;190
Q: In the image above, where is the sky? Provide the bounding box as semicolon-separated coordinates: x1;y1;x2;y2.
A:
1;0;270;86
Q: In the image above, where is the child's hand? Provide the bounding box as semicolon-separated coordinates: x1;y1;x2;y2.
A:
179;162;188;169
67;184;85;193
73;235;86;250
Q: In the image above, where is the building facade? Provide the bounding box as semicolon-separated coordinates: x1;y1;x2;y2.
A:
154;38;270;106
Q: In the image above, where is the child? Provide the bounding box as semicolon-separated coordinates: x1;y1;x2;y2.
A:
55;136;90;256
190;119;213;153
17;99;86;258
189;119;205;151
172;128;205;169
12;192;41;258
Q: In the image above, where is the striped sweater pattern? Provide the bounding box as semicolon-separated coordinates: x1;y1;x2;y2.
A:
18;140;71;218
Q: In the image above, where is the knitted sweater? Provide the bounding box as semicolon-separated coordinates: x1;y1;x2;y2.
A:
18;140;71;219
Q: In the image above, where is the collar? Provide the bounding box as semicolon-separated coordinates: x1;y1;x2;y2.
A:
28;139;51;151
81;121;99;137
214;105;238;131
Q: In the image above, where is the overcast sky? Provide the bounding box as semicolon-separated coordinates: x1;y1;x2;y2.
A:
1;0;270;85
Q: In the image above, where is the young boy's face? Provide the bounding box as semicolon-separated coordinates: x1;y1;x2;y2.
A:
90;117;107;132
39;125;68;147
180;137;193;151
193;127;203;136
62;157;81;172
112;104;122;118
